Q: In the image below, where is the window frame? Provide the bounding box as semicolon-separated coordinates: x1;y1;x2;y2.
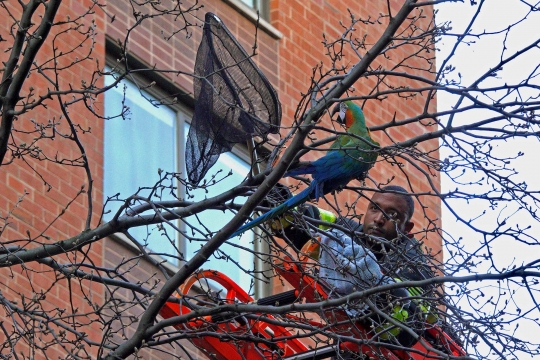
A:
221;0;282;40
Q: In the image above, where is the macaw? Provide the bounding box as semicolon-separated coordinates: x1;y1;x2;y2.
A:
230;101;379;238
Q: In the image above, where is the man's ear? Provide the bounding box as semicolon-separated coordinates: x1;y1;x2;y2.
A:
404;220;414;234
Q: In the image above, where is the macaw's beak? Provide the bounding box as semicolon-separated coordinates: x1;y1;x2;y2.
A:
331;103;345;125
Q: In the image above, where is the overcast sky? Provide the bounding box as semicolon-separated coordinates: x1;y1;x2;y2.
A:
436;1;540;358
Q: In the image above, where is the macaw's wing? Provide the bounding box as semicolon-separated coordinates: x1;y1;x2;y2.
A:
291;135;371;174
329;132;361;150
284;161;318;178
307;149;374;198
284;151;346;184
312;150;374;181
339;132;379;150
329;135;344;150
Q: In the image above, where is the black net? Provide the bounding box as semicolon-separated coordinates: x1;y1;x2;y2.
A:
186;12;281;184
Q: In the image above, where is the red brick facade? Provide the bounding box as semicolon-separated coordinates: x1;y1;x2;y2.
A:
0;0;438;358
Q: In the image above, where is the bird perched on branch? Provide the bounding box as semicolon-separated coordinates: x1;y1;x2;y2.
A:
230;101;379;238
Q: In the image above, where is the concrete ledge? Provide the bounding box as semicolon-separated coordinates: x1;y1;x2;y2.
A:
222;0;283;39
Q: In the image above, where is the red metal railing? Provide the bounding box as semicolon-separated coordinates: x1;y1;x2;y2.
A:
159;255;466;359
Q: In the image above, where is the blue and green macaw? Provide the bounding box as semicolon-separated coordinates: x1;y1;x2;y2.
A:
230;101;379;238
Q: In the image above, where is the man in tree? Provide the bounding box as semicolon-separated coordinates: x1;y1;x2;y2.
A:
269;185;433;347
272;185;429;281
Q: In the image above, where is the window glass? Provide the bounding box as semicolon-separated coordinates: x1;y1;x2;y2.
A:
103;75;179;261
238;0;269;20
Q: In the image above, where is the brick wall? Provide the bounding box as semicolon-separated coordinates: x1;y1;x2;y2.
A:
0;0;106;357
0;0;439;358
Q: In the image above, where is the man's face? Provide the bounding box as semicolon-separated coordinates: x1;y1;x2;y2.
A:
363;193;414;241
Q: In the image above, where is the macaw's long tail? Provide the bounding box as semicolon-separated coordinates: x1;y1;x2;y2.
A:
229;182;315;239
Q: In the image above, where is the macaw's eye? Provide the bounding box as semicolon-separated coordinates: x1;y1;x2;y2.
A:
340;102;348;113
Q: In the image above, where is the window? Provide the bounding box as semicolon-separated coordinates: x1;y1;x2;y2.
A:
228;0;270;21
103;73;258;292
